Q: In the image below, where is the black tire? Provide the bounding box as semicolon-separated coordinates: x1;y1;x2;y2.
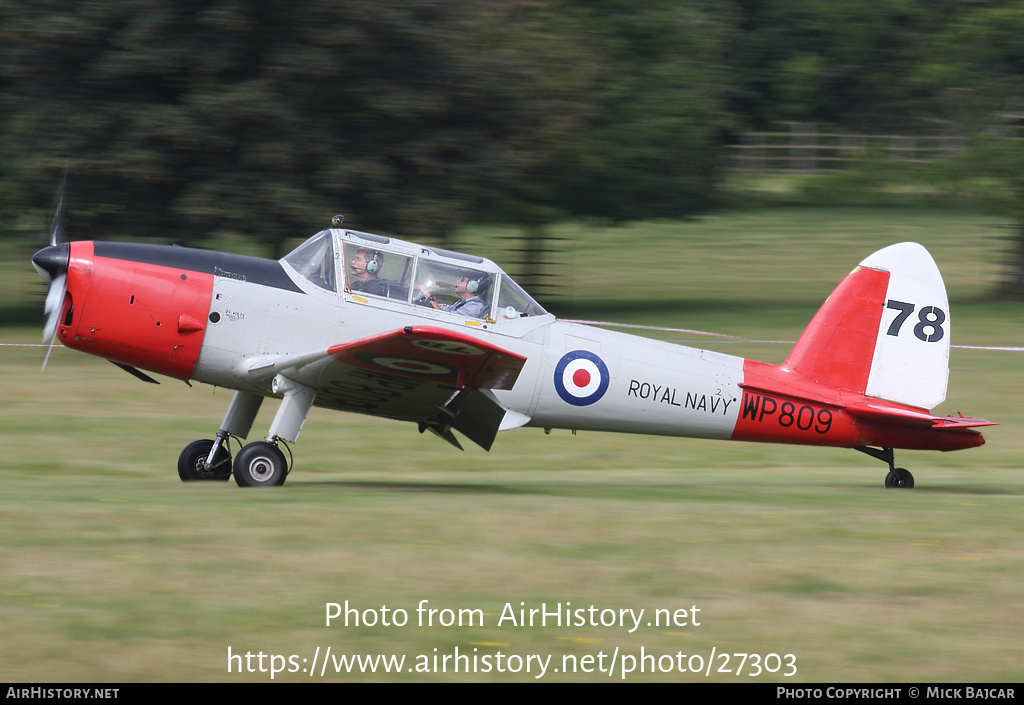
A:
178;440;232;482
885;468;915;489
233;442;288;487
893;468;914;489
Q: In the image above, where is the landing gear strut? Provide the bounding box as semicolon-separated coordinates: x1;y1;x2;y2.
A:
856;446;915;489
177;382;313;488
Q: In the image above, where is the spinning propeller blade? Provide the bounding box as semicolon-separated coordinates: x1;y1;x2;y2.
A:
33;173;70;370
49;169;66;247
40;271;66;369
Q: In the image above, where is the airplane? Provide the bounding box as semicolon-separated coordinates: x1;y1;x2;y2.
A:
31;212;997;489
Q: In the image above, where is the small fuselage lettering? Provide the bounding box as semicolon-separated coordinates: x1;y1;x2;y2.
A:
627;379;734;415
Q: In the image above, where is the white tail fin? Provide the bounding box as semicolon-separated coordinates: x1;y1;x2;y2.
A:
862;243;949;409
780;242;949;410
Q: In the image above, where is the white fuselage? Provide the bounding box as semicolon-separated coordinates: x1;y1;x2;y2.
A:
192;264;745;441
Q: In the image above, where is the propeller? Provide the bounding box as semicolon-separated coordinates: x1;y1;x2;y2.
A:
32;172;71;370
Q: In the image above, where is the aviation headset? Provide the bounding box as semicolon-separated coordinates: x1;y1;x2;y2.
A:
464;271;491;295
360;249;382;275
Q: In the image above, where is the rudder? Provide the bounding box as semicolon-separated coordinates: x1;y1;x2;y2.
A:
862;242;949;409
782;243;949;409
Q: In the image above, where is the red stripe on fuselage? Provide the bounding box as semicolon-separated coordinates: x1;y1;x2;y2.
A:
731;382;858;447
731;382;983;451
58;242;213;380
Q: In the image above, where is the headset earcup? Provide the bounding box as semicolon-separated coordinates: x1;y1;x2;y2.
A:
366;252;380;274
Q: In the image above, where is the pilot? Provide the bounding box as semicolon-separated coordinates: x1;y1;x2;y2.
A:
349;248;393;297
419;270;491;319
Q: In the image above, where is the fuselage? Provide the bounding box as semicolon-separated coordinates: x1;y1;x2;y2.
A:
35;234;986;455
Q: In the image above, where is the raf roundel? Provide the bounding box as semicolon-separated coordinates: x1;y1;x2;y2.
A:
554;350;610;406
354;353;456;377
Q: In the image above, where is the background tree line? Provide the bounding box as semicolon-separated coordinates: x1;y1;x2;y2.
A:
1;0;1022;293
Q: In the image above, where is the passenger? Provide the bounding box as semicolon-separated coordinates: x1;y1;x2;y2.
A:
418;271;491;319
349;248;393;297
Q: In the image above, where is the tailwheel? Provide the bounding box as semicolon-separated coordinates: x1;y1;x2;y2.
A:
178;439;232;481
233;441;288;487
855;446;916;489
884;468;915;489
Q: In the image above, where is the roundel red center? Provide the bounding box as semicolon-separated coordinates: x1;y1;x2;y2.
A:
572;368;592;388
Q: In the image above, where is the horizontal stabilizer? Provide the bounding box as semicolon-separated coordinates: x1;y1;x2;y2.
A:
846;402;998;430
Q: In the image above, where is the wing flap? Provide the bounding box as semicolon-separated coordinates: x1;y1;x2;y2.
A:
420;389;508;452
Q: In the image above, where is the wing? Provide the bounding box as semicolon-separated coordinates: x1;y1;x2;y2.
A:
308;326;528;451
327;326;524;391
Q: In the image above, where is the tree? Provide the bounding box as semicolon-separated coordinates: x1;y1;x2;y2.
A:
0;0;589;254
538;0;733;221
912;2;1024;298
480;0;734;299
725;0;942;132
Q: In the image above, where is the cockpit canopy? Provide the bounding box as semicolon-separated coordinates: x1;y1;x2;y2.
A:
282;227;547;321
283;229;336;291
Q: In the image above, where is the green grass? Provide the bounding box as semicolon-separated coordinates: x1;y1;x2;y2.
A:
2;206;1023;682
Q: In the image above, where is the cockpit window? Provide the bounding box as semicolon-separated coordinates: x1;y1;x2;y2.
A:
283;231;336;291
496;275;547;319
413;260;494;319
343;242;412;301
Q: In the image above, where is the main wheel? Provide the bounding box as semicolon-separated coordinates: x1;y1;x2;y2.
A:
233;441;288;487
885;468;915;489
178;440;232;481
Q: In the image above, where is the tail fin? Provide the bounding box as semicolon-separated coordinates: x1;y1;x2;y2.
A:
783;243;949;409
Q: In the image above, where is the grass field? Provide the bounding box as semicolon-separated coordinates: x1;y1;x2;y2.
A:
1;206;1022;682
